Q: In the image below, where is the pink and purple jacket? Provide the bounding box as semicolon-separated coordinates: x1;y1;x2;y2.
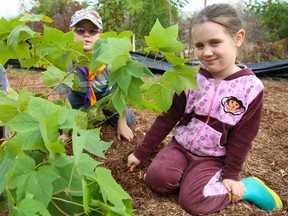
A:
134;66;264;180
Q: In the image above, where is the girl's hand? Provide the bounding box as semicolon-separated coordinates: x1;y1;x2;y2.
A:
127;153;140;172
222;179;246;202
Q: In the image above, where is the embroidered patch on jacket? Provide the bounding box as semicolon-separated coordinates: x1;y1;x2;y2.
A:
221;96;246;115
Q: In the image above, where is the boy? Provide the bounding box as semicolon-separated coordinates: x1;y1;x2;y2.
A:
62;8;135;141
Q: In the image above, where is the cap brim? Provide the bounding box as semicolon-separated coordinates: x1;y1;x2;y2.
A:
70;17;102;29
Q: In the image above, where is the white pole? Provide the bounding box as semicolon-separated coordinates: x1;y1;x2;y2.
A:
132;34;135;52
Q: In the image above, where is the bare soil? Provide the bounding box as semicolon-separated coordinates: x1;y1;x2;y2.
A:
6;70;288;216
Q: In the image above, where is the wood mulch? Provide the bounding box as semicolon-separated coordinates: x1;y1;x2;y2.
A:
4;69;288;216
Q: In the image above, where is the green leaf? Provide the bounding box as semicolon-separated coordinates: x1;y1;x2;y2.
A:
100;31;118;38
39;111;65;154
3;135;23;158
97;37;131;72
16;41;33;60
76;127;112;159
17;88;34;112
49;155;83;197
163;52;189;65
7;154;33;197
31;26;86;70
119;31;134;38
0;155;14;194
42;65;74;88
7;112;46;151
109;66;132;95
101;31;133;39
0;17;12;39
19;14;53;23
76;153;101;176
95;167;132;208
7;24;36;50
111;87;126;115
0;40;17;65
27;97;69;126
12;198;51;216
0;88;33;123
8;154;59;207
160;65;199;95
0;103;18;123
145;19;185;53
145;83;173;112
0;95;18;122
127;77;144;108
6;97;76;152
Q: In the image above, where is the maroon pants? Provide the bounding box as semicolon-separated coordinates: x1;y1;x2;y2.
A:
145;138;230;215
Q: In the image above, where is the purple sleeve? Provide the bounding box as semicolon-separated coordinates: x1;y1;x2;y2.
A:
222;91;264;181
134;92;186;161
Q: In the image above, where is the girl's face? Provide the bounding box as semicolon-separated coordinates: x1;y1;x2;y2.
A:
193;21;244;80
73;20;101;52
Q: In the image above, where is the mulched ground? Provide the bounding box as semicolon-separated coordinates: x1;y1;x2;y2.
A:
5;69;288;216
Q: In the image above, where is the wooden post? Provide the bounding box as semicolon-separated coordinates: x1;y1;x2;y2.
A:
132;34;135;52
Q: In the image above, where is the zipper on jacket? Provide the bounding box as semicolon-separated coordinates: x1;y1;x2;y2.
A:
188;80;222;150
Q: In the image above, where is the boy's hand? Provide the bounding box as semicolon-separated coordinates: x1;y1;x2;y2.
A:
117;120;134;141
127;153;140;172
117;111;134;142
222;179;246;202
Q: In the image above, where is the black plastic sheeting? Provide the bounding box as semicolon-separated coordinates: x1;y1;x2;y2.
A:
4;53;288;78
130;52;288;78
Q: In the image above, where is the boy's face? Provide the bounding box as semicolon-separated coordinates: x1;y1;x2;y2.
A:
73;20;101;52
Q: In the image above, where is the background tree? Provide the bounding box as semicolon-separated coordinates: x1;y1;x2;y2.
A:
90;0;186;50
24;0;82;32
246;0;288;41
24;0;188;50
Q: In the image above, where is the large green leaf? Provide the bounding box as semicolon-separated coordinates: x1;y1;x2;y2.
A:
97;37;131;72
127;77;143;108
145;83;174;112
76;153;101;177
12;198;51;216
7;24;37;50
95;167;132;209
0;95;18;123
49;154;83;197
75;127;112;159
39;111;65;154
0;88;34;123
19;14;53;23
111;86;126;115
42;65;74;88
160;65;199;95
109;66;132;95
7;154;59;206
6;97;76;152
163;52;189;65
145;19;185;53
0;155;14;194
0;40;17;65
30;26;86;70
27;97;68;126
0;17;13;39
7;112;46;151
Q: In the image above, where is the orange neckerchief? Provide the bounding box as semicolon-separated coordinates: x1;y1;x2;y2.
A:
80;64;106;108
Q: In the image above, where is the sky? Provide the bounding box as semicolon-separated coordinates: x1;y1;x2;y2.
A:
0;0;256;19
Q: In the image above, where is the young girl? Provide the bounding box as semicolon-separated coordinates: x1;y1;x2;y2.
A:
61;8;135;142
127;4;283;214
